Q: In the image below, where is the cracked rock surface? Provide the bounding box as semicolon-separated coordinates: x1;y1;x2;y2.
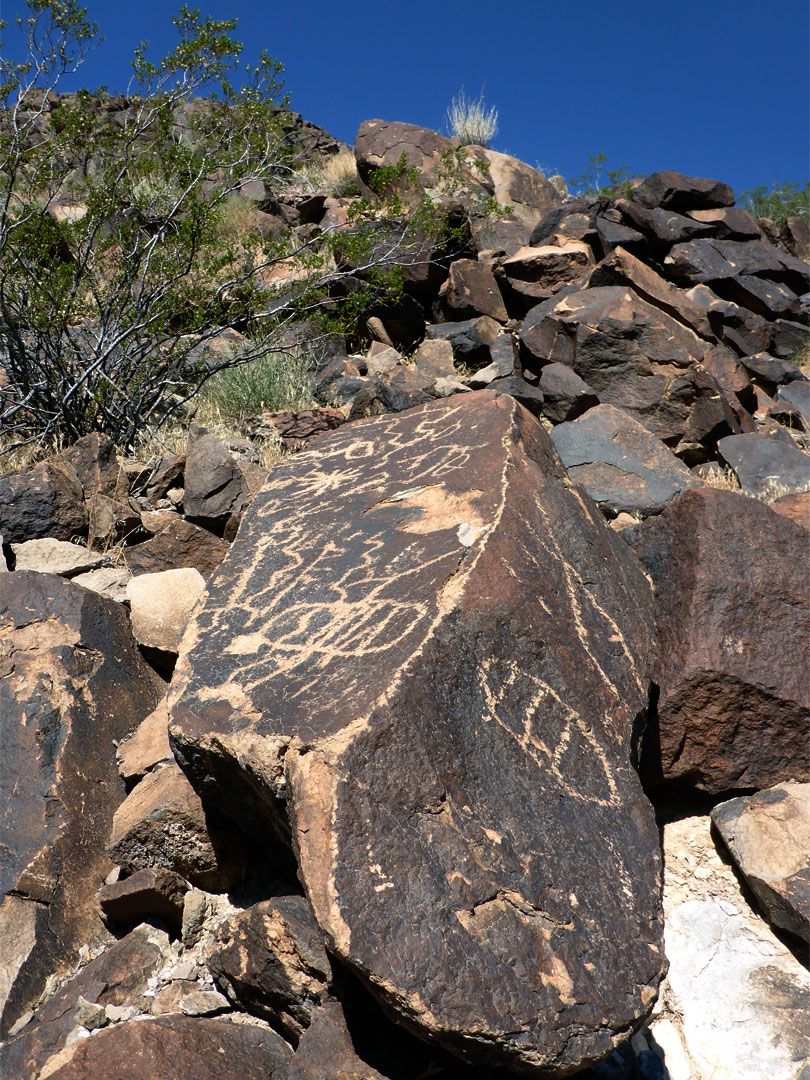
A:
169;390;665;1074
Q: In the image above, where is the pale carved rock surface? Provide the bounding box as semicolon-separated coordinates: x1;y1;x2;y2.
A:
652;815;810;1080
126;568;206;653
711;782;810;941
169;391;665;1074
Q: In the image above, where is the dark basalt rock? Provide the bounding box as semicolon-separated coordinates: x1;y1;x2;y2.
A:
169;391;665;1075
629;171;734;212
98;867;190;930
207;896;332;1041
630;488;810;793
0;573;164;1038
0;460;86;543
716;432;810;498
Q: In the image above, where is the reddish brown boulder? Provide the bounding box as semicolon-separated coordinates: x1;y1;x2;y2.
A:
123;516;229;578
770;490;810;530
0;573;164;1037
244;407;346;450
440;258;507;322
98;868;190;930
57;432;126;500
0;460;86;543
183;427;250;534
0;925;169;1079
169;392;664;1074
686;207;761;240
353;120;456;185
630;488;810;793
107;762;250;892
31;1015;293;1080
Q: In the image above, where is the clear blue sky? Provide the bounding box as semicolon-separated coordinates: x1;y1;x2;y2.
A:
3;0;808;198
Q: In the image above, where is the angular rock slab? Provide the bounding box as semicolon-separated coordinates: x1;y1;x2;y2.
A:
170;391;665;1074
711;782;810;942
631;489;810;792
0;573;164;1037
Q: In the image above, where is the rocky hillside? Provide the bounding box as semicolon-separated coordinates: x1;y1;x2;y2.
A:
1;113;809;1080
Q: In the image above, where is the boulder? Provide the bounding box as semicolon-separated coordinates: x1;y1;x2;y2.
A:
656;815;810;1080
425;315;501;366
616;199;716;245
716;432;810;498
686;207;762;240
781;215;810;260
126;568;206;654
123;517;229;578
353;120;456;184
629;171;734;212
587;246;714;338
0;460;86;543
412;338;455;379
86;492;142;549
244;407;346;451
169;391;665;1074
107;762;249;892
630;488;810;792
287;999;389;1080
595;215;646;255
538;362;599;423
0;573;163;1037
98;868;190;931
486;375;545;414
464;333;517;387
441;258;507;322
550;404;700;517
770;490;810;530
519;287;731;447
10;538;108;577
27;1015;293;1080
206;896;332;1041
501;241;593;290
70;565;131;602
0;924;170;1079
183;427;251;533
347;369;438;420
57;431;126;500
711;782;810;941
465;146;562;230
364;344;402;376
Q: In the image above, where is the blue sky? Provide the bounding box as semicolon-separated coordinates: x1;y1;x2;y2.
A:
3;0;808;198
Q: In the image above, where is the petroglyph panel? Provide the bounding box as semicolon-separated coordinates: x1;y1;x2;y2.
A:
170;390;665;1074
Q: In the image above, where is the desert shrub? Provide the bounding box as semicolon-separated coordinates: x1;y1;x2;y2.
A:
0;4;497;455
446;88;498;148
569;152;639;200
738;181;810;227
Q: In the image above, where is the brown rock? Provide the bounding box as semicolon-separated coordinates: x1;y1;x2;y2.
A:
0;573;163;1036
0;460;86;543
70;566;131;602
98;868;189;930
466;146;562;230
30;1015;293;1080
781;215;810;260
107;762;249;891
116;700;173;786
57;432;126;500
244;407;346;451
126;568;206;653
123;518;229;578
169;391;664;1074
206;896;332;1041
501;241;593;289
86;492;141;549
288;1000;388;1080
588;246;714;338
616;199;716;245
143;454;185;502
711;782;810;941
687;207;762;240
412;338;455;378
441;258;507;321
353;119;456;185
0;925;169;1080
424;316;500;366
770;490;810;530
631;488;810;792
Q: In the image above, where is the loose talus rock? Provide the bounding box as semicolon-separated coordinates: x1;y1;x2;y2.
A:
169;390;666;1075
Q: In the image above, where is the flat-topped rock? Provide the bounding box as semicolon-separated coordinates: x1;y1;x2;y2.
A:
169;391;665;1074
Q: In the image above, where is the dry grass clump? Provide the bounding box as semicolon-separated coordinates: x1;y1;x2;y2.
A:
446;88;499;148
318;148;360;198
700;462;810;504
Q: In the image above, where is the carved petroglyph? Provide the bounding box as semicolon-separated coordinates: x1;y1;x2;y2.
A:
170;391;665;1074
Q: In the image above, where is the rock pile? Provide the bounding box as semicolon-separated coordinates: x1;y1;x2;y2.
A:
1;117;809;1080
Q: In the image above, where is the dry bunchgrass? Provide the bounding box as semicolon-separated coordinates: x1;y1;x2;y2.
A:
446;88;499;148
318;148;360;198
699;462;810;503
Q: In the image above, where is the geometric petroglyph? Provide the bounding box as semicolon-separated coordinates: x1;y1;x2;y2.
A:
169;390;666;1074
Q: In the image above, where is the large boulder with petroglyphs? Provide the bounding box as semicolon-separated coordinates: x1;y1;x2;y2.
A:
168;390;665;1075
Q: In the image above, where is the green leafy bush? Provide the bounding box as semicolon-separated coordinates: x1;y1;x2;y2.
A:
198;348;313;419
738;181;809;227
569;152;639;200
